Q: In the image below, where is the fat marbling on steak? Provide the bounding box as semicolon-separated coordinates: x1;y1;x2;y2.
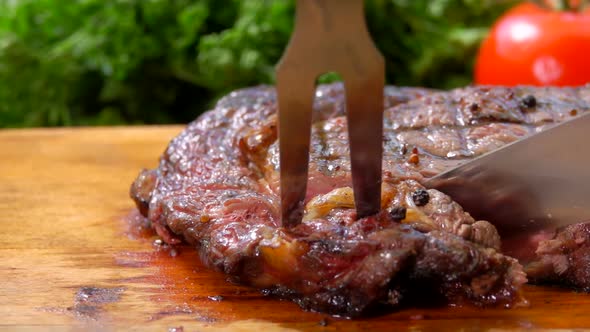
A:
130;83;590;316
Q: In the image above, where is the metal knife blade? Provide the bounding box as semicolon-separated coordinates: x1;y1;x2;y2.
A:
425;112;590;234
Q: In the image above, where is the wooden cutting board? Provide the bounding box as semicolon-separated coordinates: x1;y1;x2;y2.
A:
2;126;590;331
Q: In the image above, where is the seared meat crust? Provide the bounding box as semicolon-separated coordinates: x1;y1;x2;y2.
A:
525;223;590;291
131;83;590;316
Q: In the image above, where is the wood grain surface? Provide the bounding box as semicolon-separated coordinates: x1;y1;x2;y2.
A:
2;126;590;331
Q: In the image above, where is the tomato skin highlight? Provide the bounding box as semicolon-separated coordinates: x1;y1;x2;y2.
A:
475;3;590;87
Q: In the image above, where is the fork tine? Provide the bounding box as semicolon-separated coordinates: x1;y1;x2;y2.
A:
276;67;316;228
342;5;386;219
345;70;385;218
277;0;385;226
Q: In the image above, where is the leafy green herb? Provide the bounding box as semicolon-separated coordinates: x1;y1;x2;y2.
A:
0;0;517;128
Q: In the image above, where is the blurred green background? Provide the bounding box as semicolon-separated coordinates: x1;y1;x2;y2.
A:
0;0;518;128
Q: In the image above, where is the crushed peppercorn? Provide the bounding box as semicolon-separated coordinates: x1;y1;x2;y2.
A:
389;206;407;221
400;144;408;155
520;95;537;110
407;147;420;164
412;189;430;206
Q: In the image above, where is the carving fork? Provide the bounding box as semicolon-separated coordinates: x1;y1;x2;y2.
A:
276;0;385;227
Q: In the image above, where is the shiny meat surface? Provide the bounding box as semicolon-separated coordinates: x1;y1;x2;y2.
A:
525;222;590;291
130;83;590;316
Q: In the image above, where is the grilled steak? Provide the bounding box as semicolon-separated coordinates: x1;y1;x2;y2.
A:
525;222;590;291
130;83;590;316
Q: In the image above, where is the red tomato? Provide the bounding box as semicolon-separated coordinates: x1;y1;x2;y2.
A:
474;2;590;86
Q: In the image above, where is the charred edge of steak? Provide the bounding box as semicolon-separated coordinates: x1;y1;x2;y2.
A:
130;169;157;216
257;215;526;317
525;222;590;292
414;231;527;307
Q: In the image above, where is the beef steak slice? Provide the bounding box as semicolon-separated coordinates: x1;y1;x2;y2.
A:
525;222;590;291
130;83;590;316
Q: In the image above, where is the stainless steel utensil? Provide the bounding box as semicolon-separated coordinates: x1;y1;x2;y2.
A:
276;0;384;227
425;112;590;235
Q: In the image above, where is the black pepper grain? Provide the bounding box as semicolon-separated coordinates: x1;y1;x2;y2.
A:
389;206;407;221
400;144;408;155
520;95;537;109
412;189;430;206
468;102;479;112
